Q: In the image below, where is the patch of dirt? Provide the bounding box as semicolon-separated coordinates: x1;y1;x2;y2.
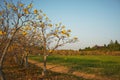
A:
28;59;111;80
28;59;69;73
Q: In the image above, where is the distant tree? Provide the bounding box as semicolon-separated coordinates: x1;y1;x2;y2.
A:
107;40;120;51
114;40;120;51
115;40;119;44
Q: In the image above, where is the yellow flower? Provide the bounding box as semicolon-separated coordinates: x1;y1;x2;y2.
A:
25;26;31;30
23;8;29;14
19;3;24;7
33;29;36;33
3;32;6;35
66;33;70;37
13;7;18;11
54;34;58;37
61;29;66;34
61;25;65;28
37;15;42;19
27;3;33;9
40;23;45;28
0;30;3;35
34;9;38;14
48;24;52;27
55;30;58;33
74;37;78;40
49;50;52;53
67;29;71;32
7;4;12;9
18;14;22;18
22;31;27;36
0;31;6;35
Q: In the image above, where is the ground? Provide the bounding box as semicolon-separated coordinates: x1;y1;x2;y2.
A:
29;55;120;80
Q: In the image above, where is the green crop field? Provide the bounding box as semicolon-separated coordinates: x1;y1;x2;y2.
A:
29;55;120;79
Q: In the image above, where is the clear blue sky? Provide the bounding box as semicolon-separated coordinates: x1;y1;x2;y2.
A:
33;0;120;50
6;0;120;50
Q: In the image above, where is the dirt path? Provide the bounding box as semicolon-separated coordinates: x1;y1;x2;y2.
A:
28;59;111;80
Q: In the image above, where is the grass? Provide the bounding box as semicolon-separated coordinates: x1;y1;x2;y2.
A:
29;55;120;79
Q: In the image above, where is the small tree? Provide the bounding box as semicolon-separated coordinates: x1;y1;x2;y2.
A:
31;10;78;77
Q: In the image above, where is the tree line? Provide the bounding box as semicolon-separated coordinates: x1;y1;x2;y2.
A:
80;40;120;51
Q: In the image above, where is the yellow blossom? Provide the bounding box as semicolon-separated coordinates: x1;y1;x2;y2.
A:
0;30;3;35
13;7;18;11
61;25;65;28
74;37;78;40
40;23;45;28
34;9;38;14
49;50;52;53
19;3;24;7
48;24;52;27
7;4;12;9
37;15;42;19
67;29;71;32
0;31;6;35
18;14;22;18
54;34;58;37
55;30;58;33
33;29;36;33
22;31;27;36
27;3;33;9
25;26;31;30
61;29;66;34
66;33;70;37
23;8;29;14
3;32;6;35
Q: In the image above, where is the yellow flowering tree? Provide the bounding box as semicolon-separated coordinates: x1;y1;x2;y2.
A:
0;0;36;80
14;24;42;67
32;10;78;77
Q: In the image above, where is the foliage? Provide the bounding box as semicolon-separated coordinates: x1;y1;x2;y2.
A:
81;40;120;51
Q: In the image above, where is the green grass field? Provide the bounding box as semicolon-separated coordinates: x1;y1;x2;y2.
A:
29;55;120;79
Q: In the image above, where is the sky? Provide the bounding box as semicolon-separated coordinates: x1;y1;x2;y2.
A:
33;0;120;50
2;0;120;50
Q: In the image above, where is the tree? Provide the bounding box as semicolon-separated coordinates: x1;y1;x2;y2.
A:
13;25;41;67
0;0;35;79
31;10;78;77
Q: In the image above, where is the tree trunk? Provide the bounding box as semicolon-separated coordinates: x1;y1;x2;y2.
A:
42;54;47;77
25;55;28;68
0;39;11;80
20;54;25;66
0;67;5;80
13;52;19;65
